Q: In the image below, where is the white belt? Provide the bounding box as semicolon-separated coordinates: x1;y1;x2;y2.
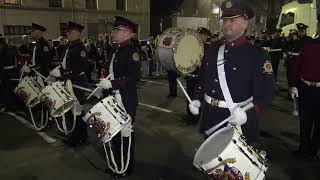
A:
270;49;282;52
204;93;253;109
3;65;14;70
301;78;320;87
78;72;85;76
288;52;299;56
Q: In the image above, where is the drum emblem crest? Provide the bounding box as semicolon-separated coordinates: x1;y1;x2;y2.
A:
163;36;173;46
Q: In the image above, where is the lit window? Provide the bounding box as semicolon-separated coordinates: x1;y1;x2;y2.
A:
86;0;97;9
116;0;127;11
49;0;62;8
4;0;21;5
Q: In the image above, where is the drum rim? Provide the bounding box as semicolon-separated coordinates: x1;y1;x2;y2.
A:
156;27;204;75
193;126;235;170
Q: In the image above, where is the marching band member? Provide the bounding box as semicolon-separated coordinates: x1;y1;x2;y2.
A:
50;21;89;146
185;27;212;124
289;25;320;160
0;38;19;111
20;23;51;77
189;0;274;145
96;16;140;178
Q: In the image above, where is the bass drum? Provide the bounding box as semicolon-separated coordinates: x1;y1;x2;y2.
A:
156;28;204;75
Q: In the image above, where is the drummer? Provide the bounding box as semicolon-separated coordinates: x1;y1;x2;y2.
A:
185;27;212;124
50;21;89;146
96;16;140;178
189;0;274;145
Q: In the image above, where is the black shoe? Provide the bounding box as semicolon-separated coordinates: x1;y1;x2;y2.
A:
0;105;7;112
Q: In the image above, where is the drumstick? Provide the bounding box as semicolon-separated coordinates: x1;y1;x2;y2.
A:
86;87;100;100
176;78;193;104
86;74;111;100
72;84;94;93
292;98;298;116
205;103;254;136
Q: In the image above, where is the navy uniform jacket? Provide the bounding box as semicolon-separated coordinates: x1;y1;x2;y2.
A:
62;39;88;104
110;41;140;117
196;35;275;143
34;37;51;77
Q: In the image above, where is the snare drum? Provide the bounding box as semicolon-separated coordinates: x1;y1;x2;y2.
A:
14;76;42;107
193;126;268;180
83;96;131;143
156;28;203;75
40;81;75;117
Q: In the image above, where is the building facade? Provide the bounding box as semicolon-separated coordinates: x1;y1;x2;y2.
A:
0;0;150;43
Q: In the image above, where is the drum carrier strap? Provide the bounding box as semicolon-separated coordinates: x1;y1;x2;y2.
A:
204;44;254;135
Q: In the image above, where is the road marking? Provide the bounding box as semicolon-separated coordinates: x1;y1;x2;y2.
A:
140;79;167;85
7;112;57;144
140;79;187;89
138;103;173;113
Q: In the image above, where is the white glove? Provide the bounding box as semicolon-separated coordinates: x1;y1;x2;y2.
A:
96;78;112;89
20;65;31;74
50;68;61;78
189;100;201;115
229;107;247;126
65;80;74;96
289;87;298;99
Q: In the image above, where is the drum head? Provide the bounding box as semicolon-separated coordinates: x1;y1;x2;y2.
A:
157;28;203;75
194;127;234;166
174;33;203;74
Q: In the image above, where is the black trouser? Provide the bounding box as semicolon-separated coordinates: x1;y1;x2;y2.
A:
0;69;19;107
67;75;88;142
270;53;282;82
298;82;320;154
186;77;200;122
106;117;135;174
108;131;135;174
148;58;154;76
167;70;177;96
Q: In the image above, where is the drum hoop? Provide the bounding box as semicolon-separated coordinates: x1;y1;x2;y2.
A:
194;126;235;172
158;28;204;75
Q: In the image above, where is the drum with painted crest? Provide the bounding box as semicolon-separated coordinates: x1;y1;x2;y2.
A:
40;81;75;117
14;76;43;107
193;126;268;180
156;28;204;75
83;96;131;143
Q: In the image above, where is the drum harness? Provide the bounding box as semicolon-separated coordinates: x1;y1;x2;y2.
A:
204;44;254;136
201;44;267;173
101;52;133;174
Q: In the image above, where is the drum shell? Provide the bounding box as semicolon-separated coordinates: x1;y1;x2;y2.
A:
14;77;42;107
156;28;203;75
193;126;267;179
41;81;75;117
83;96;131;143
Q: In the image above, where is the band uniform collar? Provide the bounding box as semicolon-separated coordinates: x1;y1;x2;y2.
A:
117;39;131;48
69;39;82;46
225;34;247;49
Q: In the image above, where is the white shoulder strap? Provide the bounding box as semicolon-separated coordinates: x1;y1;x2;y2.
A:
32;46;37;66
217;44;237;112
62;49;69;69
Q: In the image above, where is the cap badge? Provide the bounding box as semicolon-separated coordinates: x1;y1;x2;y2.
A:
225;1;233;8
